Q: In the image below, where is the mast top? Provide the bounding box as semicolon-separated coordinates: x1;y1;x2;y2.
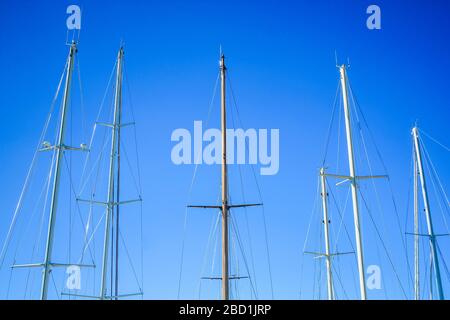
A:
338;64;348;72
337;61;350;72
69;40;78;54
118;46;124;57
220;54;226;70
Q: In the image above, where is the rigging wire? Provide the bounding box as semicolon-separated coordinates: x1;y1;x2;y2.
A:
18;150;55;299
198;209;221;299
327;182;354;253
348;86;393;298
421;138;450;294
404;142;415;297
229;213;258;298
75;63;117;293
420;129;450;152
421;132;450;218
118;229;143;293
123;59;145;296
321;79;341;166
197;187;221;298
331;262;349;299
228;83;259;296
177;71;220;299
227;72;274;298
422;144;450;232
62;153;96;263
358;190;409;298
300;175;321;299
0;59;68;269
78;59;117;191
348;77;414;292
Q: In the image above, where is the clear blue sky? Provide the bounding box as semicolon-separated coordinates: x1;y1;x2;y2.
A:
0;0;449;300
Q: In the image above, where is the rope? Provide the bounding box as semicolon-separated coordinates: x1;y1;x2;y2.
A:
0;59;68;269
348;78;415;291
123;60;143;194
197;209;221;298
321;80;341;166
420;129;450;152
228;87;259;296
421;134;450;218
118;229;143;292
302;175;321;252
327;181;354;253
123;60;145;295
422;143;450;233
62;153;96;263
23;152;56;298
403;142;415;297
228;73;274;298
78;59;117;191
336;89;343;172
230;213;258;298
331;262;349;299
358;190;409;298
177;71;220;299
197;188;221;298
76;57;86;145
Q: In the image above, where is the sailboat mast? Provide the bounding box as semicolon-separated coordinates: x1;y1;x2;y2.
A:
412;127;444;300
413;147;420;300
320;168;334;300
100;47;124;299
339;65;367;300
187;53;262;299
114;84;122;300
40;41;77;300
220;54;229;301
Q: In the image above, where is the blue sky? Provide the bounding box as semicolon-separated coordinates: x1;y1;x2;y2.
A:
0;0;449;299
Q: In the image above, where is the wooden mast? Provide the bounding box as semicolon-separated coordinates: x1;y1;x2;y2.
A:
187;51;262;300
220;54;229;300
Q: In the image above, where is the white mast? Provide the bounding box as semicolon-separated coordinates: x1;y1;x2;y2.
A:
339;65;367;300
412;126;444;300
414;145;420;300
100;47;124;299
40;41;77;300
320;168;334;300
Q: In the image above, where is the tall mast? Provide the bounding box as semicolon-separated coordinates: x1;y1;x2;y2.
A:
187;52;261;299
320;168;334;300
40;41;77;300
114;83;122;300
339;65;367;300
413;146;420;300
100;47;124;299
412;127;444;300
220;54;229;301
